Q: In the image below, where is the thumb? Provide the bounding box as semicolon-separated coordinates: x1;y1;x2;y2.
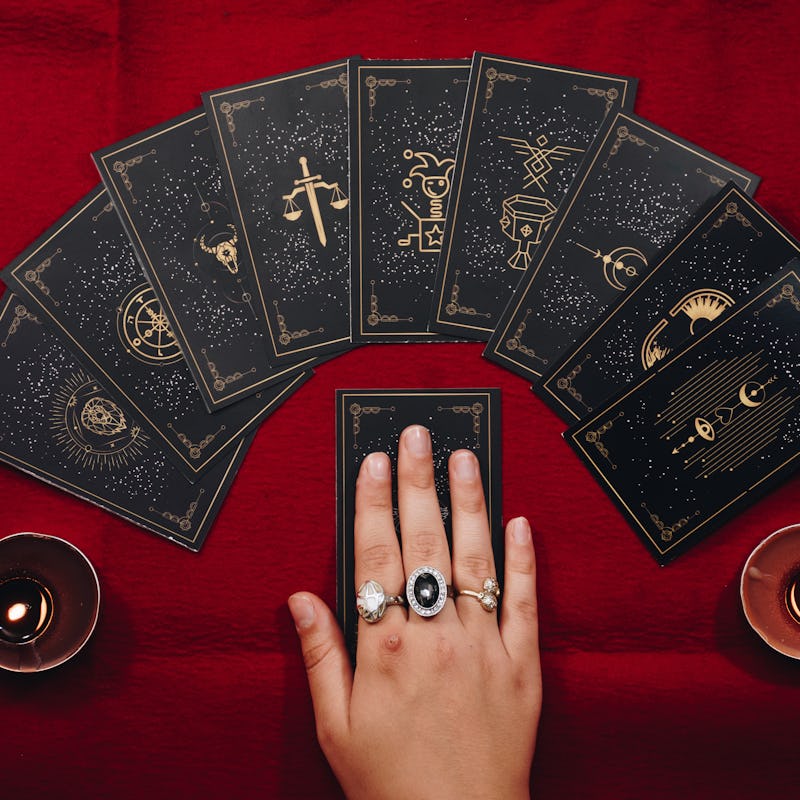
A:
288;592;352;745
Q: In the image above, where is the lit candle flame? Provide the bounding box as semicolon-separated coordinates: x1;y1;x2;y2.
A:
7;602;28;623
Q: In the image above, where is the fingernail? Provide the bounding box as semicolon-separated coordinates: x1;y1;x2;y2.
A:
404;424;431;456
366;452;390;479
288;594;315;630
453;450;479;480
511;517;531;545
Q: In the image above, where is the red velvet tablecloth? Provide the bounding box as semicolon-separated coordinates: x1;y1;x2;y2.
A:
1;2;798;797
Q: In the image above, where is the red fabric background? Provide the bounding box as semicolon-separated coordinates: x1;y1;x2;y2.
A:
1;2;799;798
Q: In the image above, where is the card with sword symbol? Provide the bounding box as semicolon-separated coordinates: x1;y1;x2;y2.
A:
203;60;355;365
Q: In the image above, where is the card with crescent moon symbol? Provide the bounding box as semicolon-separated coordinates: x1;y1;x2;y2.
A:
1;187;312;480
348;59;470;342
202;60;354;365
537;184;800;423
565;264;800;564
336;388;503;659
0;292;252;550
485;111;760;383
429;53;638;342
92;108;316;412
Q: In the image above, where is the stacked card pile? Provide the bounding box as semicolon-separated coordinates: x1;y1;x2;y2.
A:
1;53;797;561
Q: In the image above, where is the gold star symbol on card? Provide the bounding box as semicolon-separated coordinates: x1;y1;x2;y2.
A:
425;224;444;248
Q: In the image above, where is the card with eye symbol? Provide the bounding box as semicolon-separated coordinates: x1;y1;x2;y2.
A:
349;59;470;342
336;388;502;658
429;52;637;342
93;108;316;412
203;60;354;365
537;184;800;424
565;263;800;564
1;187;313;480
0;291;253;551
484;110;759;383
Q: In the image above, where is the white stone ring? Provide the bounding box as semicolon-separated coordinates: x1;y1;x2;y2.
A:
356;579;406;623
458;577;500;612
406;566;453;618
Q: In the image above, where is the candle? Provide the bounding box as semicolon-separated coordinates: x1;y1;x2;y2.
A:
786;572;800;625
0;577;54;644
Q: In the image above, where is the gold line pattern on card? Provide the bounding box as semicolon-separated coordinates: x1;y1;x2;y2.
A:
444;270;491;318
365;75;412;122
437;402;484;448
115;284;183;366
150;489;205;532
349;402;396;449
272;300;324;346
572;84;620;117
200;348;257;394
754;282;800;316
218;96;265;147
482;66;531;113
640;503;701;543
584;411;625;470
398;150;453;253
167;423;226;461
306;71;348;99
504;309;548;365
703;201;762;238
555;354;593;410
2;303;41;348
91;202;114;221
696;167;726;188
573;241;648;291
500;134;584;192
112;149;156;204
602;125;658;168
23;248;62;306
366;281;413;327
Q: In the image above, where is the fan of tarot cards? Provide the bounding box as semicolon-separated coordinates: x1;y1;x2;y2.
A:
0;53;797;567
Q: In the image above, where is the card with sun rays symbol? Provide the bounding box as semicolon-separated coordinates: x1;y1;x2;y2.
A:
485;110;760;385
537;184;800;424
565;264;800;564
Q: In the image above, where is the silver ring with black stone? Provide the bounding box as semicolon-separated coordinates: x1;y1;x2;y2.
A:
356;580;406;623
406;565;453;618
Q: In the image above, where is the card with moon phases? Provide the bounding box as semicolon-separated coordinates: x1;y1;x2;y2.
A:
537;184;800;424
484;110;760;383
92;108;315;413
349;59;470;342
0;187;313;481
0;292;253;551
565;264;800;564
336;388;502;659
428;53;638;342
202;60;354;365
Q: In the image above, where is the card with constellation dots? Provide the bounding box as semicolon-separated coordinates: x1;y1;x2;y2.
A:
93;108;315;412
203;60;354;365
429;52;638;341
0;292;253;551
565;264;800;564
1;187;313;480
484;110;760;383
538;184;800;423
349;59;470;342
336;388;502;659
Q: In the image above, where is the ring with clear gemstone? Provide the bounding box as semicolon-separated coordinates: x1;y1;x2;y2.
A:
356;579;405;623
406;566;451;618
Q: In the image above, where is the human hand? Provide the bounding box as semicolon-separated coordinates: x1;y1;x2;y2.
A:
289;424;541;800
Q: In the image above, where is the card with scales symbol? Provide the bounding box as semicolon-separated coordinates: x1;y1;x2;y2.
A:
537;184;800;423
428;52;638;342
0;187;312;481
0;292;253;551
349;59;470;342
92;108;315;412
565;263;800;564
484;110;760;383
202;60;354;366
336;389;502;659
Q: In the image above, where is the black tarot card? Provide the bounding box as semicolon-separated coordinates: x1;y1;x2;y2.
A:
93;109;315;412
538;185;800;423
203;61;353;364
429;53;637;341
484;111;760;382
336;389;503;657
1;188;312;480
565;263;800;564
349;59;470;342
0;292;252;551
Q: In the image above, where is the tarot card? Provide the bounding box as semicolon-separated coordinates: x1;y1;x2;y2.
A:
336;389;502;657
1;187;312;480
484;110;760;382
0;292;252;551
565;263;800;564
349;59;469;342
538;185;800;423
429;53;637;340
93;108;315;412
203;60;353;364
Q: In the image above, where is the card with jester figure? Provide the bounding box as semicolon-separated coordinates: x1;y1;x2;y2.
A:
484;110;759;383
566;263;800;564
336;388;503;658
0;292;252;551
1;187;312;480
93;108;315;412
349;59;469;342
429;53;637;341
202;60;353;365
538;184;800;423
